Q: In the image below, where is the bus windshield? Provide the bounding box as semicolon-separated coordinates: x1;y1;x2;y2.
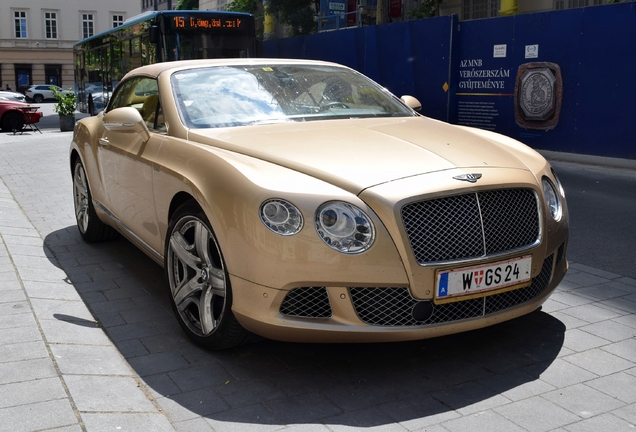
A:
73;10;257;115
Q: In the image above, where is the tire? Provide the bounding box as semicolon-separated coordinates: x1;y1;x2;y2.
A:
33;94;44;103
165;201;250;350
72;159;117;242
1;111;25;132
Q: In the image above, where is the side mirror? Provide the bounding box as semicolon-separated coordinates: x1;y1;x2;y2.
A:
401;95;422;112
103;107;150;142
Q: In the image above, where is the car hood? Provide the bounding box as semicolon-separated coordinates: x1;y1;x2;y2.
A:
188;116;535;195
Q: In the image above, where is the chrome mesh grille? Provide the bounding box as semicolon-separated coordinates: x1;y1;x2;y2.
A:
401;189;540;264
349;255;553;326
280;287;332;318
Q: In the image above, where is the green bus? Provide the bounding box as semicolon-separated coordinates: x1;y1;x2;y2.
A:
73;10;257;115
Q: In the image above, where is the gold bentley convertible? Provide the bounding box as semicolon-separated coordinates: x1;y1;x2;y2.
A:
70;58;569;350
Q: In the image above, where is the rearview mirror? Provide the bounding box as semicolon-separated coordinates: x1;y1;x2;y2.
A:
103;107;150;142
401;95;422;112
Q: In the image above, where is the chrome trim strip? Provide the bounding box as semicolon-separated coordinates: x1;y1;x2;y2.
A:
92;200;164;262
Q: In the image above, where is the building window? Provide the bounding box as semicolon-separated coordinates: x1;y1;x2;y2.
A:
45;12;58;39
14;10;27;38
112;14;125;28
555;0;606;9
82;13;95;39
462;0;500;20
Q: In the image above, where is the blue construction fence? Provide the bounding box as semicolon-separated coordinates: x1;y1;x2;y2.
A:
263;2;636;159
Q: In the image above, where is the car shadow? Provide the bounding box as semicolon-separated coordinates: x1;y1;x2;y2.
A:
43;226;566;427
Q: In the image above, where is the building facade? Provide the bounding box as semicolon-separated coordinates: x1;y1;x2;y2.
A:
0;0;140;92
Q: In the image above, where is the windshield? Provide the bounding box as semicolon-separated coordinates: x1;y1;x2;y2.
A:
170;65;416;129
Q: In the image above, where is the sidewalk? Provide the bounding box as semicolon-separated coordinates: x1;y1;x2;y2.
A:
0;131;635;431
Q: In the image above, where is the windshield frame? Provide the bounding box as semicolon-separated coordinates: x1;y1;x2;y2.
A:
169;64;417;129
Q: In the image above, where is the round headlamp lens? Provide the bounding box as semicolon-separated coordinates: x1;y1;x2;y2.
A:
315;202;375;254
259;199;303;235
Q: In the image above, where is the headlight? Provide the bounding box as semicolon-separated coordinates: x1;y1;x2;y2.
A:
315;201;375;254
551;167;565;197
542;177;562;221
259;199;303;235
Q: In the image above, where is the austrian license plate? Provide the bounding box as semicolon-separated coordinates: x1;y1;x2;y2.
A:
435;256;532;303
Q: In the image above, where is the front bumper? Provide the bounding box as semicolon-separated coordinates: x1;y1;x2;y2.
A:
230;244;567;343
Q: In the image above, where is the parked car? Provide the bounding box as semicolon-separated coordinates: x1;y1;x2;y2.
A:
0;99;43;132
0;91;27;103
70;58;569;350
25;84;73;103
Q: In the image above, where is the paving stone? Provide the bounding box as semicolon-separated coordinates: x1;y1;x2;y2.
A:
579;320;636;343
22;280;82;301
586;372;636;404
64;375;157;412
562;328;612;352
494;396;581;432
0;376;67;409
127;352;191;377
563;413;636;432
379;395;460;430
323;407;407;431
560;303;624;324
38;317;112;345
0;358;58;385
524;359;598;388
0;340;48;363
613;403;636;425
564;272;612;288
30;298;96;322
543;383;625;418
563;348;634;376
156;388;230;422
569;263;623;280
600;338;636;362
478;370;556;402
0;311;36;329
442;410;526;432
204;404;283;432
431;380;512;416
0;324;42;346
0;399;78;432
265;392;342;424
173;417;214;432
50;344;134;376
80;413;175;431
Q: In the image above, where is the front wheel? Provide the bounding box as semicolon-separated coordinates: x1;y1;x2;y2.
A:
165;201;250;350
72;159;117;242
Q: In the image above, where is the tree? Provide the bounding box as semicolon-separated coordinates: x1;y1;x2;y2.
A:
409;0;443;19
228;0;316;36
175;0;199;9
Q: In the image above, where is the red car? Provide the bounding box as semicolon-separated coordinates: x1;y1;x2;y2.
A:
0;100;43;132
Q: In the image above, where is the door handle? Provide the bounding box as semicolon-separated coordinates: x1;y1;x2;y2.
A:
98;137;109;146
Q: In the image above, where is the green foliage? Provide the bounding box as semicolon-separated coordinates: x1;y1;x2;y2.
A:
227;0;261;15
409;0;444;19
51;87;78;117
175;0;199;9
268;0;316;36
228;0;316;36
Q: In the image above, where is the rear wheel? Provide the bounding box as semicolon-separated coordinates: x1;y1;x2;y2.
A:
33;94;44;103
1;111;24;132
72;159;117;242
165;201;250;350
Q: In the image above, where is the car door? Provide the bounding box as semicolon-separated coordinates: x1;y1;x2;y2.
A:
97;77;167;256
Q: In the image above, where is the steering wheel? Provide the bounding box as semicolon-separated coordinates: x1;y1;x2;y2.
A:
318;101;349;112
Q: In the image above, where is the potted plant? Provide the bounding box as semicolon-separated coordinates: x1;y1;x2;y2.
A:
51;86;78;132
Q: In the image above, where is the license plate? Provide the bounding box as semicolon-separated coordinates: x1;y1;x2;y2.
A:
435;256;532;303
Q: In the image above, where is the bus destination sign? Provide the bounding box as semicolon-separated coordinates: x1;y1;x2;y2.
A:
172;16;244;30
